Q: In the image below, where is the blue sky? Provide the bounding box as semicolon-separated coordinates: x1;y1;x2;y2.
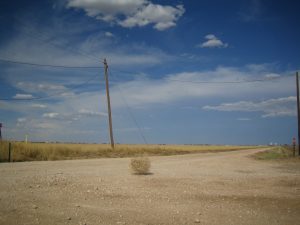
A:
0;0;299;145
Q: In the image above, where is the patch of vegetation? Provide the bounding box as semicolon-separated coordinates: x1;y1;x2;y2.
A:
0;141;263;162
130;157;151;175
254;146;294;160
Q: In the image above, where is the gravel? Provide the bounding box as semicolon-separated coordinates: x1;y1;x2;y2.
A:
0;148;299;225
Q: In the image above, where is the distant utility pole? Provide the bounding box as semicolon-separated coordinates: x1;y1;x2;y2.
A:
296;72;300;156
104;59;115;149
0;123;2;141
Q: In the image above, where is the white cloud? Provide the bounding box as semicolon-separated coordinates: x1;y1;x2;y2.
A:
2;62;295;142
3;65;294;113
16;117;29;128
10;81;77;100
264;73;280;79
66;0;185;31
104;31;114;37
197;34;228;48
203;96;296;118
13;94;34;100
16;82;66;93
79;108;107;117
31;104;47;109
17;118;27;123
106;65;293;108
0;22;172;71
33;122;60;129
42;112;59;119
67;0;146;16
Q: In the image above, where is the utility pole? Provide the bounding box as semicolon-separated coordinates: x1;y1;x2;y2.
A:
0;123;2;141
296;72;300;156
104;59;115;149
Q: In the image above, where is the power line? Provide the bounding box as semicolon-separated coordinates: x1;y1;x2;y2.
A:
165;78;276;84
165;74;295;84
1;58;291;84
0;72;100;101
110;69;148;144
111;68;143;75
111;69;294;84
17;20;104;63
0;58;103;69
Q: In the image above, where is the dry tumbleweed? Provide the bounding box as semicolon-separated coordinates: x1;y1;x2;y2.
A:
130;157;151;175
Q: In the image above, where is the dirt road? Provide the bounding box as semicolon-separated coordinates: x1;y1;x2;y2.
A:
0;148;299;225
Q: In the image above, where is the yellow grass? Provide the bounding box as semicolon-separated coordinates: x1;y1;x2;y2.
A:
0;141;262;162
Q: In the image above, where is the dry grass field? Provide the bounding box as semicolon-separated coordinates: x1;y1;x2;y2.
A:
0;141;262;162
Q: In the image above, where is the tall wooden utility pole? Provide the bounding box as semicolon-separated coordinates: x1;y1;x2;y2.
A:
296;72;300;156
104;59;115;149
0;123;2;141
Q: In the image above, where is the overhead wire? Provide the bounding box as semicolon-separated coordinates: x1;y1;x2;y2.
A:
165;73;295;84
0;58;103;69
1;57;294;83
0;56;295;101
3;19;298;85
110;69;295;84
0;72;101;101
17;20;104;64
107;68;296;145
110;68;143;75
165;77;277;84
1;22;296;86
109;69;148;144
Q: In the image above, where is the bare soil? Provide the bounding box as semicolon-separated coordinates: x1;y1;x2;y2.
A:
0;148;299;225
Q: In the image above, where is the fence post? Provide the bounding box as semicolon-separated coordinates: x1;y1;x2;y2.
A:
8;142;11;162
293;137;296;157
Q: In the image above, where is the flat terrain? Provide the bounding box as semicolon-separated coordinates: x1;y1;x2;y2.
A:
0;148;299;225
0;141;260;162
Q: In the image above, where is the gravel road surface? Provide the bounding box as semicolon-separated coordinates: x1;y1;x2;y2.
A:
0;148;299;225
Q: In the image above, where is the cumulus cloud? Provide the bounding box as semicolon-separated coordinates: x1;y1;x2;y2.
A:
66;0;185;30
197;34;228;48
203;96;296;118
105;65;293;109
2;62;295;142
13;94;34;100
0;6;176;75
3;65;294;112
0;23;172;71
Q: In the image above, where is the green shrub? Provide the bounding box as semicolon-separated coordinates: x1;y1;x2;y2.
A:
254;147;293;160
